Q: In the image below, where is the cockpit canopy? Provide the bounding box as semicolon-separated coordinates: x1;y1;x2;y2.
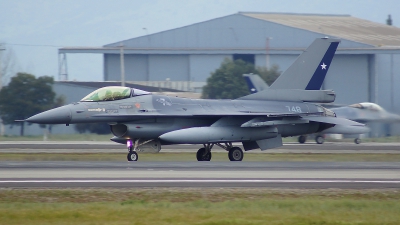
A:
349;102;384;112
80;86;150;102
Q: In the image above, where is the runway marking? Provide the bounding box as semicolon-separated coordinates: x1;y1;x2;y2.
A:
1;179;400;183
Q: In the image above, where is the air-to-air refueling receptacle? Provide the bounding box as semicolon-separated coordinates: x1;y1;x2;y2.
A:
24;38;368;162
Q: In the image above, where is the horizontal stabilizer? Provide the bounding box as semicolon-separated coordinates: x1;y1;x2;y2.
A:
238;89;335;103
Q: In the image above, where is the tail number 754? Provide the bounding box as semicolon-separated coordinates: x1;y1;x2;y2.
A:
285;106;302;113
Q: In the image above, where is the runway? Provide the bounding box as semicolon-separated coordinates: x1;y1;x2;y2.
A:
1;141;400;153
1;161;400;189
1;142;399;189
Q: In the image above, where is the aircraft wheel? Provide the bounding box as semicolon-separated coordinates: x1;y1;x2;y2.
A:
354;138;361;144
127;152;138;161
315;135;324;144
196;148;211;161
228;147;243;161
298;135;307;144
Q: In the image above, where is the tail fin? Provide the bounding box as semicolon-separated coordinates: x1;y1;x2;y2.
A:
269;38;340;90
243;73;269;93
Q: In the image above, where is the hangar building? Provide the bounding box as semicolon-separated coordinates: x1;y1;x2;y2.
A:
60;12;400;112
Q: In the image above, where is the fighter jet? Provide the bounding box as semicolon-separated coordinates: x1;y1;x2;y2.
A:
333;102;400;124
24;38;367;161
298;102;400;144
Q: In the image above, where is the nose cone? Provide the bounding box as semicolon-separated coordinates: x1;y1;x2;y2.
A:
26;105;72;124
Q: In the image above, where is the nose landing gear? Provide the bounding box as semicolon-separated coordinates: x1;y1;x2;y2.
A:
127;151;138;161
127;139;138;161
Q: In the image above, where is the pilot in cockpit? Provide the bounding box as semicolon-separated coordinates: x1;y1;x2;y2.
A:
80;86;150;102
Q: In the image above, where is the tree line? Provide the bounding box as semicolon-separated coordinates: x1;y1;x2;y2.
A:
202;58;280;99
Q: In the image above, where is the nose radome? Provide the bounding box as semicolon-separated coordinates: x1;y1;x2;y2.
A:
26;105;72;124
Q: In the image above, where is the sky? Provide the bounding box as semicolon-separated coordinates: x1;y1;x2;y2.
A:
0;0;398;83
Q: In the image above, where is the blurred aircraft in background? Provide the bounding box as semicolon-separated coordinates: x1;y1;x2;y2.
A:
243;74;400;144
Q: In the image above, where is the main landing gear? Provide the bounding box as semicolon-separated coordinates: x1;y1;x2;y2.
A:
315;135;324;144
298;135;325;144
126;139;244;162
298;135;307;144
196;143;244;162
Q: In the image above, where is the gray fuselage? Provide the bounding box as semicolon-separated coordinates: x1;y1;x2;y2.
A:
61;94;330;141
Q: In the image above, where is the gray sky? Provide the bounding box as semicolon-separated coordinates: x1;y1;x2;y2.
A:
0;0;398;82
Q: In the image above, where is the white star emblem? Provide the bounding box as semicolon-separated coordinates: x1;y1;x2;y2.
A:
321;63;327;70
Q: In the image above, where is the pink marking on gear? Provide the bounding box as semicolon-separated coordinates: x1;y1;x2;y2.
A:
127;140;133;148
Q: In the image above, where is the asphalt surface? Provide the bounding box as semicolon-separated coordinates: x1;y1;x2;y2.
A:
1;161;400;189
1;142;400;189
1;141;400;153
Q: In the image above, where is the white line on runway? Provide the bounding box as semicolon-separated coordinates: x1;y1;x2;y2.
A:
1;179;400;183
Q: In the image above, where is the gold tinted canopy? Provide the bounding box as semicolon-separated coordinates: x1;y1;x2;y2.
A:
80;86;132;102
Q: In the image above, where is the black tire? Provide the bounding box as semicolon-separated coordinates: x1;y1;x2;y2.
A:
127;152;138;161
298;135;307;144
354;138;361;144
228;147;243;161
196;148;211;161
315;135;324;144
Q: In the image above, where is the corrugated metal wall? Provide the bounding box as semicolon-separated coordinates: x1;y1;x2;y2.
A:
324;55;370;104
105;54;149;81
189;55;231;82
375;54;400;111
148;55;189;81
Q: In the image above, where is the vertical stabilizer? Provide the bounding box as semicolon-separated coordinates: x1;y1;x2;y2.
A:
243;73;269;93
269;38;340;90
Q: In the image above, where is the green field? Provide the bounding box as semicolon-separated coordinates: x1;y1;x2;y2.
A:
0;188;399;225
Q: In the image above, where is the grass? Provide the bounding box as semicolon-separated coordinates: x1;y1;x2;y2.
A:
2;134;400;143
0;188;399;225
1;152;400;161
